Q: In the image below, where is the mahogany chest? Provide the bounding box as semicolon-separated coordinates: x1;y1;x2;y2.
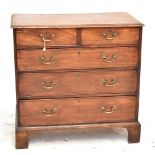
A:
11;12;143;149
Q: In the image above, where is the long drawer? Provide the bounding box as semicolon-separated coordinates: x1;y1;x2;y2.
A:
18;70;137;98
17;47;138;71
19;96;136;126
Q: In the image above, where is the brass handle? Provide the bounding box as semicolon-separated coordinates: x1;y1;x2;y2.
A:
40;32;55;51
40;56;56;64
101;79;118;87
101;54;117;63
42;108;57;116
102;31;118;40
101;105;116;114
41;81;56;89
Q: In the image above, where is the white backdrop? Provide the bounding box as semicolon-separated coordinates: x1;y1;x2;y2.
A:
0;0;154;154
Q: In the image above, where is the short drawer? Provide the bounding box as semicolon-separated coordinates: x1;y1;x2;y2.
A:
19;96;136;126
17;47;138;71
81;28;139;45
16;28;76;47
18;70;137;98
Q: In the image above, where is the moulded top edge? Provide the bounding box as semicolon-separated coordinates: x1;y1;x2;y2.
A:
11;12;144;28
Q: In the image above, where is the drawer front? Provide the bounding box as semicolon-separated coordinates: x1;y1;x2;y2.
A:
18;70;137;98
16;28;76;47
19;96;136;126
17;47;138;71
81;28;139;45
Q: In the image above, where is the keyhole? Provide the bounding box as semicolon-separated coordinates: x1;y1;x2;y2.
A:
77;74;81;77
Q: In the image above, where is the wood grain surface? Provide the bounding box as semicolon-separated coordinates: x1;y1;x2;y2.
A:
16;28;76;47
19;96;136;126
11;13;143;28
18;70;137;98
81;28;139;45
17;47;138;71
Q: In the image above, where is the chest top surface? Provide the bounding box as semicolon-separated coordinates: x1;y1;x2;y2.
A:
11;12;143;28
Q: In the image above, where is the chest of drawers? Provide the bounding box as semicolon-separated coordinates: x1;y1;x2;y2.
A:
11;12;143;149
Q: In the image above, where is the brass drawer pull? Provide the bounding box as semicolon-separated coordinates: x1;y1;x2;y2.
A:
101;54;117;63
40;32;55;51
102;31;118;40
41;81;56;89
101;105;116;114
40;56;56;64
101;79;118;87
42;108;57;116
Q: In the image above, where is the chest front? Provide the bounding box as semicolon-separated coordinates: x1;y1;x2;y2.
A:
12;13;143;149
